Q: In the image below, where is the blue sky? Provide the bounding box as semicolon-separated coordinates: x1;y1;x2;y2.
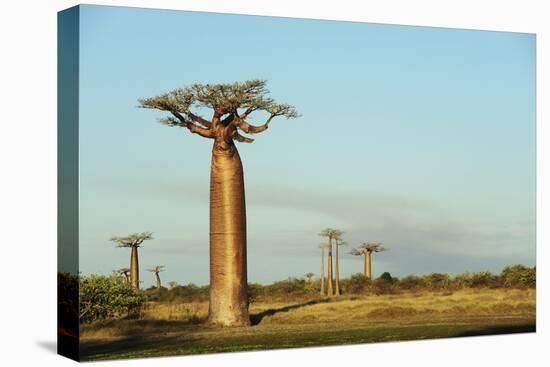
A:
74;5;535;287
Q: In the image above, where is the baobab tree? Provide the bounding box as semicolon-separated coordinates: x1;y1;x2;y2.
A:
139;80;299;326
116;268;130;284
305;272;315;283
319;243;326;295
350;242;386;279
148;265;166;289
319;228;342;296
334;233;347;296
110;232;153;289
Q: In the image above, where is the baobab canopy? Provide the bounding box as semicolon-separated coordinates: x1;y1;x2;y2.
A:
110;232;153;248
139;80;300;143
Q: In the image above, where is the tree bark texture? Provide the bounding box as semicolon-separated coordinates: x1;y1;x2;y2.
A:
366;252;372;279
208;142;250;326
156;273;161;289
327;237;334;296
335;242;340;295
320;246;325;295
130;247;139;289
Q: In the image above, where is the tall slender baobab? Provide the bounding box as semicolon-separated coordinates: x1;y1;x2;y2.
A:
334;234;347;296
350;242;386;279
319;243;326;295
147;265;166;289
140;80;299;326
319;228;342;296
110;232;153;289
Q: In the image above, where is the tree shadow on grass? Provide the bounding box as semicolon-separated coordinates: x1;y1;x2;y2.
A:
80;319;206;359
80;334;191;360
250;299;330;326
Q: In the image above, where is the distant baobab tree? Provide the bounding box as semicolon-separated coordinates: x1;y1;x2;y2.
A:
305;272;315;283
319;228;342;296
334;234;347;295
168;281;179;289
110;232;153;289
148;265;166;289
115;268;130;284
350;242;386;279
319;243;326;295
140;80;299;326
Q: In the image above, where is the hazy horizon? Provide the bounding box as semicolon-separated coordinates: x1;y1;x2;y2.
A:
74;5;535;287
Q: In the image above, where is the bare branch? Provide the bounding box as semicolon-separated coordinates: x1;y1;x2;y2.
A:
236;118;271;134
232;130;255;144
186;110;211;128
171;111;215;139
235;103;300;135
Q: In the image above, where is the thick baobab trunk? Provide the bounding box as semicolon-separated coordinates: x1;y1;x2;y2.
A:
366;252;372;279
320;247;326;295
363;253;368;277
155;273;161;289
130;247;139;289
335;242;340;295
327;238;334;296
208;142;250;326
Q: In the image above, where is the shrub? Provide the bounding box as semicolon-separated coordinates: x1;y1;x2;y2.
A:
303;277;317;294
156;283;210;302
501;265;536;288
424;273;451;290
470;271;500;288
450;273;472;289
344;273;371;294
79;274;146;324
379;272;397;283
247;282;264;304
398;275;427;291
373;272;397;295
263;277;307;297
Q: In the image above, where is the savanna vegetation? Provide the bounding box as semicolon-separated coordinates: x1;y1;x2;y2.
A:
73;264;536;360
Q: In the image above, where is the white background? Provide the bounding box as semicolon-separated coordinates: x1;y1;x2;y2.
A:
0;0;547;366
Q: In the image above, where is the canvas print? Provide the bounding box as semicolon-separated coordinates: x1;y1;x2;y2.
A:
57;4;536;362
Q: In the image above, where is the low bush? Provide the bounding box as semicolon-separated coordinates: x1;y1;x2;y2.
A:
501;265;536;288
151;283;210;302
372;272;398;295
80;275;146;324
470;271;500;288
398;275;427;290
342;273;371;294
424;273;451;290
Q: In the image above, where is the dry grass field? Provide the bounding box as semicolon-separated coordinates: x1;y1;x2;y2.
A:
80;288;535;360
